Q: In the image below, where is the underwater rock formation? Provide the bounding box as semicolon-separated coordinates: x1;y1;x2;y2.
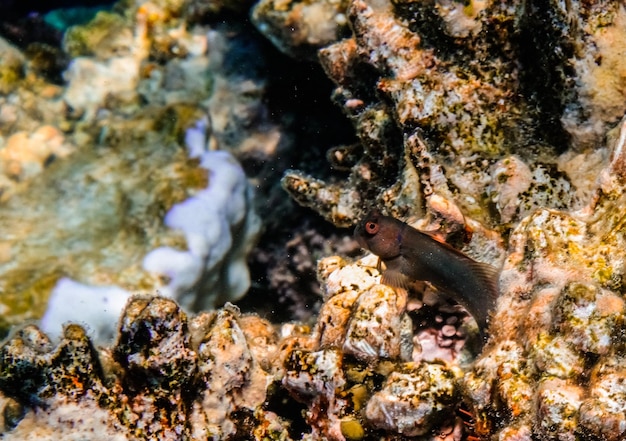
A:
281;0;626;229
0;0;277;340
263;0;626;439
252;0;351;60
463;116;626;440
280;254;470;439
0;281;470;440
39;140;260;341
0;297;288;440
3;0;626;439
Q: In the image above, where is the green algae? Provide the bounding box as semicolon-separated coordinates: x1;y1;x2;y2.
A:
44;6;112;32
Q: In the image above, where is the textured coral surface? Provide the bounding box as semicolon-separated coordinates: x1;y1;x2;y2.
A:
0;0;267;339
463;119;626;440
2;0;626;440
0;297;282;440
263;0;626;439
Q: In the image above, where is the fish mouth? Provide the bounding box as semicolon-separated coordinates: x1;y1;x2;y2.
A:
355;236;368;250
353;225;369;250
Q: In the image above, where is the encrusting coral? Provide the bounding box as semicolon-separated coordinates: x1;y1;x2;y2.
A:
279;0;626;229
3;0;626;440
0;297;288;440
463;117;626;440
264;0;626;439
0;267;471;440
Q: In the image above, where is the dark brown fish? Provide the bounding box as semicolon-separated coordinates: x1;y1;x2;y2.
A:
354;210;499;336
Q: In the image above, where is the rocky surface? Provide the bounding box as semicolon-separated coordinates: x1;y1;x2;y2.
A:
259;0;626;439
279;0;625;230
2;0;626;439
0;297;286;440
0;0;274;340
463;117;626;440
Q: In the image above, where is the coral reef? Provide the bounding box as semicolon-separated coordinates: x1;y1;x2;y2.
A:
280;0;626;229
0;0;278;340
0;117;208;335
141;124;261;312
0;277;470;440
0;297;287;440
463;117;626;440
261;0;626;439
39;142;260;341
3;0;626;439
252;0;351;60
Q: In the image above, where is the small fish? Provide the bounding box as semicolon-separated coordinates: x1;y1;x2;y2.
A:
354;210;499;336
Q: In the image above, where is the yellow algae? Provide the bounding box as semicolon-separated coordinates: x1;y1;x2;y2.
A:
340;418;365;441
0;269;65;332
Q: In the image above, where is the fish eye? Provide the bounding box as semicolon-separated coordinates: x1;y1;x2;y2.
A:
365;221;379;235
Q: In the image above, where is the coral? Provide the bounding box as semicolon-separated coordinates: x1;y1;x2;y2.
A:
36;124;260;341
0;297;287;440
62;11;131;58
0;115;207;335
143;121;261;311
0;0;274;341
5;0;626;438
272;253;477;439
279;0;626;231
259;0;626;439
252;0;351;60
461;117;626;439
365;363;460;437
0;287;469;440
40;279;132;342
0;125;74;198
289;109;626;439
540;3;626;150
280;131;626;441
61;11;146;119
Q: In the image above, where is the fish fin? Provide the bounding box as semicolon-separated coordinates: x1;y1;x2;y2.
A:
420;229;449;245
381;270;412;290
469;260;500;304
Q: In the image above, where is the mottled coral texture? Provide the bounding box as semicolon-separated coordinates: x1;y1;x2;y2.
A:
268;0;626;439
281;0;626;228
2;0;626;440
464;118;626;440
0;297;285;440
0;0;270;340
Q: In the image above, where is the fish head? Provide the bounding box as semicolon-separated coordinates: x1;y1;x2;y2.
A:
354;210;403;260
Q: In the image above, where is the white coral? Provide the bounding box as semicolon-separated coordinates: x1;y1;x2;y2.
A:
41;119;261;341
